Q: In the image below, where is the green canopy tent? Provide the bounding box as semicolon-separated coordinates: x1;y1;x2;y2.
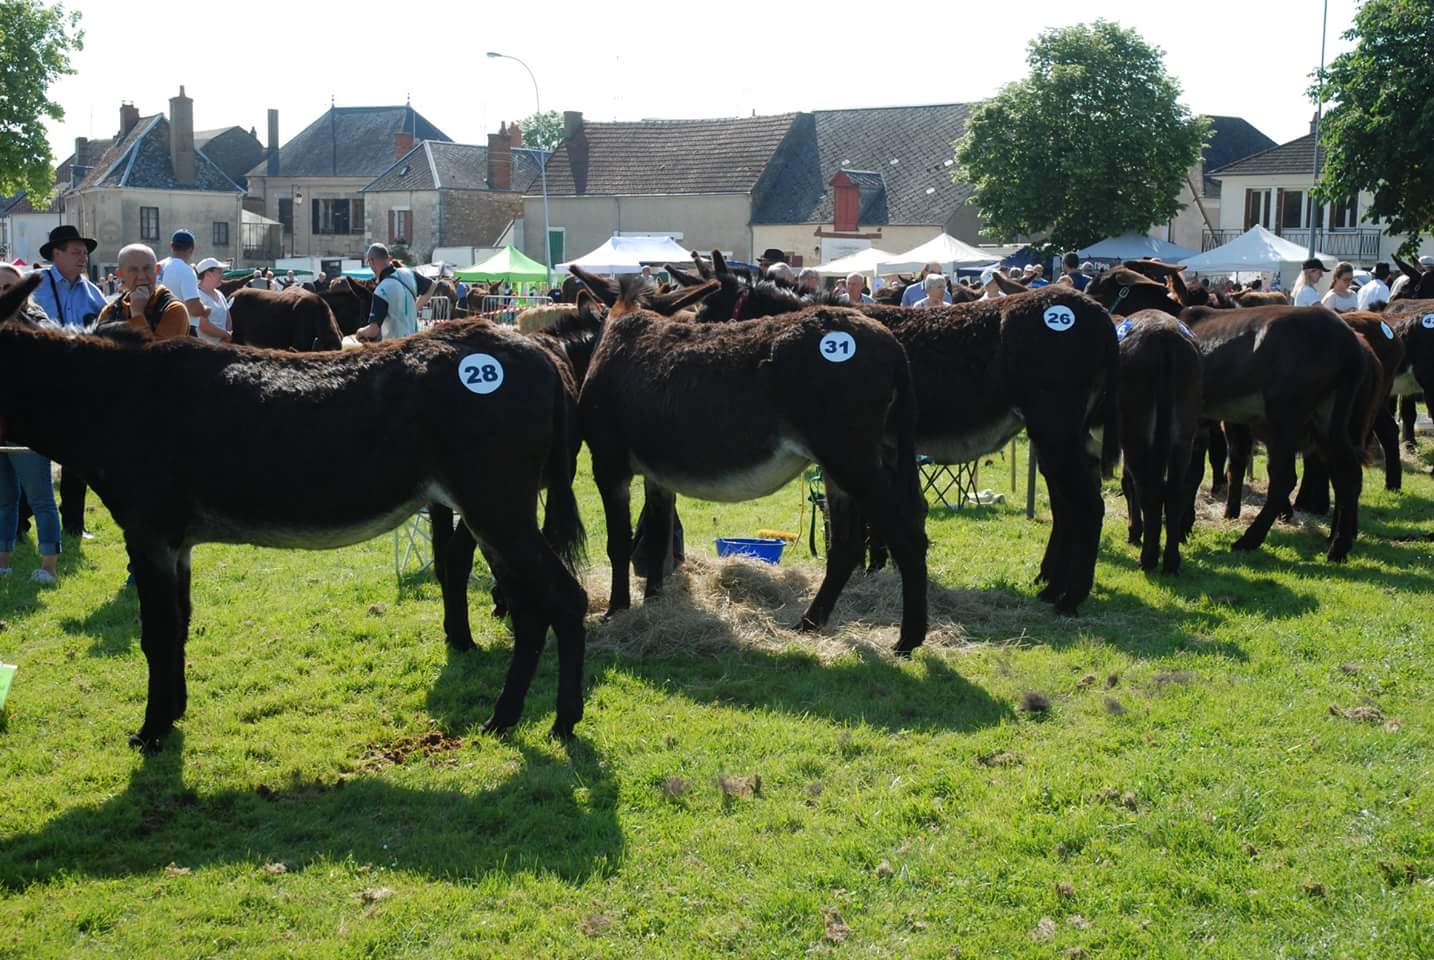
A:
455;246;549;283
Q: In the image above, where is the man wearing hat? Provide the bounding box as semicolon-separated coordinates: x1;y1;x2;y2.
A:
33;225;107;328
158;228;209;334
28;226;108;539
1293;257;1326;307
756;247;787;271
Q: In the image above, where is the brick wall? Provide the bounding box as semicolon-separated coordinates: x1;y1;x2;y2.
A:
441;190;523;249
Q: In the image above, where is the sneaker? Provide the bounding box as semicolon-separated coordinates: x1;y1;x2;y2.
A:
31;569;57;585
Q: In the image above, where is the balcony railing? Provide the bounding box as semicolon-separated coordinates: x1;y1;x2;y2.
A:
1202;227;1382;261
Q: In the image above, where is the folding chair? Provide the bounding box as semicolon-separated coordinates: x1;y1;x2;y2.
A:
918;455;980;510
393;506;433;581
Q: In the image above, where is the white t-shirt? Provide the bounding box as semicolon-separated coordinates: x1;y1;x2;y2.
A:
196;286;230;342
1322;288;1359;313
1293;285;1321;307
158;257;200;303
1356;278;1390;310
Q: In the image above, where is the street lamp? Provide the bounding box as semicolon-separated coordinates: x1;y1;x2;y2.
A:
487;51;552;287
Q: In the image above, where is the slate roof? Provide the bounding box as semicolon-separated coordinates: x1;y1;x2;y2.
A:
539;113;800;196
362;141;550;193
1;192;59;215
193;126;263;187
752;104;974;225
70;116;242;193
1199;116;1278;195
1208;131;1322;179
53;138;114;190
248;105;451;179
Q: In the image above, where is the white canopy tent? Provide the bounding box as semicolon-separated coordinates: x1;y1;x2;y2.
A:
1078;233;1198;263
557;235;692;274
876;234;997;274
1179;225;1335;289
811;247;896;276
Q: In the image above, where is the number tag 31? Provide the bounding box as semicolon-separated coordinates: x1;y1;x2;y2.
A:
458;353;504;394
1044;306;1076;332
819;331;856;362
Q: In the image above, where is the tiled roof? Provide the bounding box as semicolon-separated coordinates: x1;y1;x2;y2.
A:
1199;116;1278;195
192;126;264;187
68;117;242;193
248;105;451;179
1;191;59;215
54;138;113;189
1209;132;1322;178
363;141;550;193
539;113;800;196
751;104;974;225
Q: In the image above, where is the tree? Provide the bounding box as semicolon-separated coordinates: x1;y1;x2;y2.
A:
1312;0;1434;256
0;0;83;202
517;110;564;152
953;21;1207;251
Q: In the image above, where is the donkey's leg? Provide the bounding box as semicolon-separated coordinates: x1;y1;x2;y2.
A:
1162;434;1196;575
640;481;676;600
852;474;929;655
1137;458;1165;572
1207;421;1229;496
542;548;589;740
1223;423;1252;519
440;522;480;652
1231;406;1299;552
1180;427;1209;543
591;455;634;618
173;545;193;722
127;536;182;752
1292;449;1331;516
1374;405;1402;491
468;515;553;736
1319;429;1363;562
1121;467;1143;547
1027;400;1103;613
429;503;454;584
1399;394;1418;450
797;484;867;632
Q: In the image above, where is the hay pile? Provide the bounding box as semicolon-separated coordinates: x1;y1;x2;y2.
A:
584;555;996;662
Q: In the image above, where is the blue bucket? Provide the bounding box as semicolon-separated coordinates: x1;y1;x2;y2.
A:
714;537;785;565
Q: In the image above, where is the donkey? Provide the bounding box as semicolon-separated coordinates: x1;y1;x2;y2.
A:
576;287;931;652
0;273;587;750
672;264;1120;613
317;275;374;336
228;286;343;351
1112;311;1204;573
1176;303;1372;560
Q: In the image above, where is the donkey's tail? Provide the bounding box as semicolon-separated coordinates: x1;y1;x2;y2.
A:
542;373;587;573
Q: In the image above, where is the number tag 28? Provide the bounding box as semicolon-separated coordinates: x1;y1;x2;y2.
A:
819;331;856;362
458;353;504;395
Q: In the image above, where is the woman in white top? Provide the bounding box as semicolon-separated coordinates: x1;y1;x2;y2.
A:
1290;258;1327;307
917;273;948;308
193;258;233;343
1320;261;1359;313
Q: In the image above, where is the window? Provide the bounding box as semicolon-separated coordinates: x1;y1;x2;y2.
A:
547;227;565;266
213;221;229;246
140;206;160;242
1280;190;1305;229
389;209;412;244
277;197;293;232
1244;189;1269;229
311;198;366;235
1331;196;1359;229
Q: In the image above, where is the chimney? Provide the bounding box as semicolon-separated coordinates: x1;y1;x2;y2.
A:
487;124;512;191
562;110;583;140
74;137;89;168
394;130;414;159
120;101;139;136
266;109;279;176
562;112;588;194
509;122;523;148
168;85;195;184
830;171;859;232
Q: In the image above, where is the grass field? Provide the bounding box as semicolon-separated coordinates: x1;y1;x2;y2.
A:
1;441;1431;958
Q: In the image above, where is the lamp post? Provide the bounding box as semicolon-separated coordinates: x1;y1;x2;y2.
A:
1307;0;1329;260
487;50;552;286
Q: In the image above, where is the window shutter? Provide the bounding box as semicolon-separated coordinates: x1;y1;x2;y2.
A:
312;198;320;234
388;209;396;244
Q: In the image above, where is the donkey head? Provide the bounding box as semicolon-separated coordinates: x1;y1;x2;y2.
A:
1086;266;1179;316
1390;255;1434;301
665;262;706;287
0;272;44;327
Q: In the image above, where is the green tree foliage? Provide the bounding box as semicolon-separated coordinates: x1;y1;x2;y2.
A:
954;21;1207;251
518;110;564;152
1312;0;1434;255
0;0;83;201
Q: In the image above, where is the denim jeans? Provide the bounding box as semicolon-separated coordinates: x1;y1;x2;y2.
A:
0;452;62;557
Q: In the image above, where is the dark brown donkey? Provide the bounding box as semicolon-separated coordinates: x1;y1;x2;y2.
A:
0;273;587;750
1383;299;1434;452
578;292;931;653
1176;304;1372;560
228;286;343;351
1112;311;1204;573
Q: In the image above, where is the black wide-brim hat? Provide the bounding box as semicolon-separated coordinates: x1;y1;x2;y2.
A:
757;247;787;264
40;224;98;261
1300;257;1327;272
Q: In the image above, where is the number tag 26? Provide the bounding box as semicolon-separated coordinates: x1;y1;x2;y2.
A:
458;353;505;395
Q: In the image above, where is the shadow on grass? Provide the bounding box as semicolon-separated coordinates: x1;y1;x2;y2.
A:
0;726;624;891
56;585;140;657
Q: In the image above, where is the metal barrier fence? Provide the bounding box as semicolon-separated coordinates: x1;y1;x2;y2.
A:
478;295;553;325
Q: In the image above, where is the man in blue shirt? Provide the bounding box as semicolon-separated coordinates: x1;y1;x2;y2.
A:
1061;252;1091;291
32;225;107;328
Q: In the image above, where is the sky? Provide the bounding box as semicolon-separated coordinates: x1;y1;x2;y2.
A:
43;0;1360;162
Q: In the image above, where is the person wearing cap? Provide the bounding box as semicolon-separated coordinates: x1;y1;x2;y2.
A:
902;262;951;306
978;266;1005;301
32;225;106;328
1291;258;1326;307
193;258;233;343
354;242;432;341
1357;262;1391;311
756;247;787;271
157;229;208;335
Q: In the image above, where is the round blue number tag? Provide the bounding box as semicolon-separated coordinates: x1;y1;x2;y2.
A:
1422;313;1434;330
819;331;856;362
1115;318;1134;341
1381;321;1394;340
458;353;504;394
1044;306;1076;332
1178;321;1195;339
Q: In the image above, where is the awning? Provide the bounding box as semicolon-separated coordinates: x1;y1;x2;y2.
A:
455;245;549;283
1078;233;1199;262
811;247;895;276
877;233;997;273
1179;225;1334;273
558;235;692;274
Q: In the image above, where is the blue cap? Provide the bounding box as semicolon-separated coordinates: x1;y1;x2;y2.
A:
170;228;195;248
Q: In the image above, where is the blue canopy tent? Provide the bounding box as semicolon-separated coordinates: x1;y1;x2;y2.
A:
1077;233;1198;264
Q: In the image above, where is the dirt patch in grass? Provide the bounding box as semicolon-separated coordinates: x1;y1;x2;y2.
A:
359;729;465;771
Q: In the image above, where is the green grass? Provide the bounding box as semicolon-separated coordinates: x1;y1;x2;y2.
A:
1;442;1431;958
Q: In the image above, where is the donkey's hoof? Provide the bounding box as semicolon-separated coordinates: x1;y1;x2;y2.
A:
480;713;518;737
1161;557;1182;576
445;635;478;654
548;720;577;742
1054;598;1081;617
1127;532;1143;547
1326;544;1351;563
793;615;821;633
1230;535;1260;553
489;604;508;620
601;603;630;622
1036;583;1062;604
128;730;166;753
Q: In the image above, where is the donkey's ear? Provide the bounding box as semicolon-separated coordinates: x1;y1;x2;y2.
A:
649;278;720;314
991;271;1027;295
1392;253;1421;280
1123;258;1184;280
666;262;703;287
0;272;43;324
711;249;729;276
575;288;605;322
570;264;618;307
690;250;713;279
1166;268;1192;304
